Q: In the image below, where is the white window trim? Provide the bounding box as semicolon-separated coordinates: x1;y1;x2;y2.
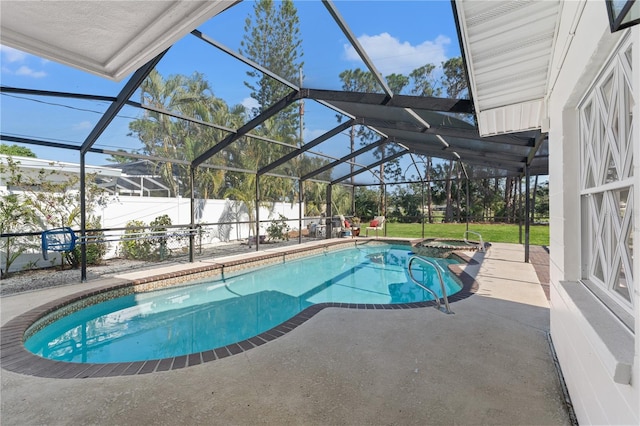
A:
578;33;635;317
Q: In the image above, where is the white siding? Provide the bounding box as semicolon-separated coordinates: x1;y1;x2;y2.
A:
548;2;639;424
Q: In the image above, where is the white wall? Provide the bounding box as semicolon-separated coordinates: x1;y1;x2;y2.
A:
100;196;303;257
2;196;303;273
548;2;639;424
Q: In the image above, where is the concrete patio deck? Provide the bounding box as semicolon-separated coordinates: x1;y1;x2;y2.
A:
1;242;574;425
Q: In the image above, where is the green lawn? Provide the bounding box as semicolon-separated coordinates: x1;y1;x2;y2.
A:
380;222;549;246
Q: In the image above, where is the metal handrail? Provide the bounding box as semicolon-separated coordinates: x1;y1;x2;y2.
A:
463;230;485;252
407;255;453;314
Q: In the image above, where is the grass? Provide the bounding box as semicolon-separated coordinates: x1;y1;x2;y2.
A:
381;222;549;246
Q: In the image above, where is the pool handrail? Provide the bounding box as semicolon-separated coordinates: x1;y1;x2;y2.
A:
463;230;485;252
407;255;454;314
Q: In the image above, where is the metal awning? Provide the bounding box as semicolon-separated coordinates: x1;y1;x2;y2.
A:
453;0;562;137
310;90;547;176
0;1;238;81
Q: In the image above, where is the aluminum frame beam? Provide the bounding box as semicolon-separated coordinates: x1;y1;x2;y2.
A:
128;100;295;149
80;49;167;155
191;30;299;91
258;119;356;175
361;119;534;147
192;90;301;168
1;86;116;102
322;0;393;101
301;137;388;181
303;88;473;114
331;149;408;185
527;132;548;165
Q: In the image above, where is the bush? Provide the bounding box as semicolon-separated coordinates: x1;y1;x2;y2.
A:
267;214;290;241
67;240;106;267
65;216;107;268
121;220;151;260
150;214;172;260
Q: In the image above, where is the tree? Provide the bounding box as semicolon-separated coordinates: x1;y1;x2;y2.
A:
338;68;378;191
105;149;135;164
129;70;244;199
337;67;404;211
438;57;468;221
410;64;440;97
336;60;455;212
331;184;353;217
425;157;433;223
0;157;39;278
0;144;36;157
0;156;106;272
0;192;37;278
240;0;303;132
303;180;327;217
386;73;410;94
354;187;380;220
441;57;467;99
388;182;423;223
534;180;549;221
230;0;305;227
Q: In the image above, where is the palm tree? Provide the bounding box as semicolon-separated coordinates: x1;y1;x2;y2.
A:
130;71;246;199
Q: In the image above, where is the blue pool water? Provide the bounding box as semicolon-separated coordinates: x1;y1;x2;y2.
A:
25;245;462;363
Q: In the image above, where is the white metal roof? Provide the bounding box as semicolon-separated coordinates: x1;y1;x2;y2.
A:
0;1;238;81
454;0;561;136
0;155;122;185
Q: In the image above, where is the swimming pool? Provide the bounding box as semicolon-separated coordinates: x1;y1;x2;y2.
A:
24;244;462;364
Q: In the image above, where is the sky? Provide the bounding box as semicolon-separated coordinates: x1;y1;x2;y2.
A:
0;0;461;176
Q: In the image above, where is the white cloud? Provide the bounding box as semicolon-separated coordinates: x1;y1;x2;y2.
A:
344;33;450;76
0;45;27;63
241;97;260;111
1;45;48;78
15;65;47;78
73;121;93;131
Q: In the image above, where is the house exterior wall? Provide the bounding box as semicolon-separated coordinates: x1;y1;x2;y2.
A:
548;2;639;425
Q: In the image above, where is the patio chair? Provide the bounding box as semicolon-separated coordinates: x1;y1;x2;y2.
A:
365;216;385;237
338;215;353;237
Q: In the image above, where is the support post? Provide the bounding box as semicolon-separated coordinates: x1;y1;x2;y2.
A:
465;178;470;233
421;180;425;239
189;167;195;263
298;180;303;244
525;166;531;262
518;175;523;244
255;175;260;251
351;184;356;217
326;184;333;239
382;183;387;237
80;153;87;282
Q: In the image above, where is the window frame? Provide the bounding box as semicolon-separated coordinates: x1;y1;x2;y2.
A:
578;33;635;317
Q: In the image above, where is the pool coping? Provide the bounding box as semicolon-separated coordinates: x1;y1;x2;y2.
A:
0;239;480;379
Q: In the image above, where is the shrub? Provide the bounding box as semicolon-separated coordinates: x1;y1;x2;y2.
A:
267;214;290;241
66;217;107;268
150;214;172;260
121;220;151;260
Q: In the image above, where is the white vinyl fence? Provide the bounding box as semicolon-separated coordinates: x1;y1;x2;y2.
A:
2;196;304;274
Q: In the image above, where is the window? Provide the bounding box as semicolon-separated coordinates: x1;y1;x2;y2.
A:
579;35;634;313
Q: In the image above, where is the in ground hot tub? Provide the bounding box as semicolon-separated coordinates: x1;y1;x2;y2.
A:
413;238;486;258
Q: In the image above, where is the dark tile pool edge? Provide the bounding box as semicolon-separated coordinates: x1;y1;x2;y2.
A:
0;247;478;379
